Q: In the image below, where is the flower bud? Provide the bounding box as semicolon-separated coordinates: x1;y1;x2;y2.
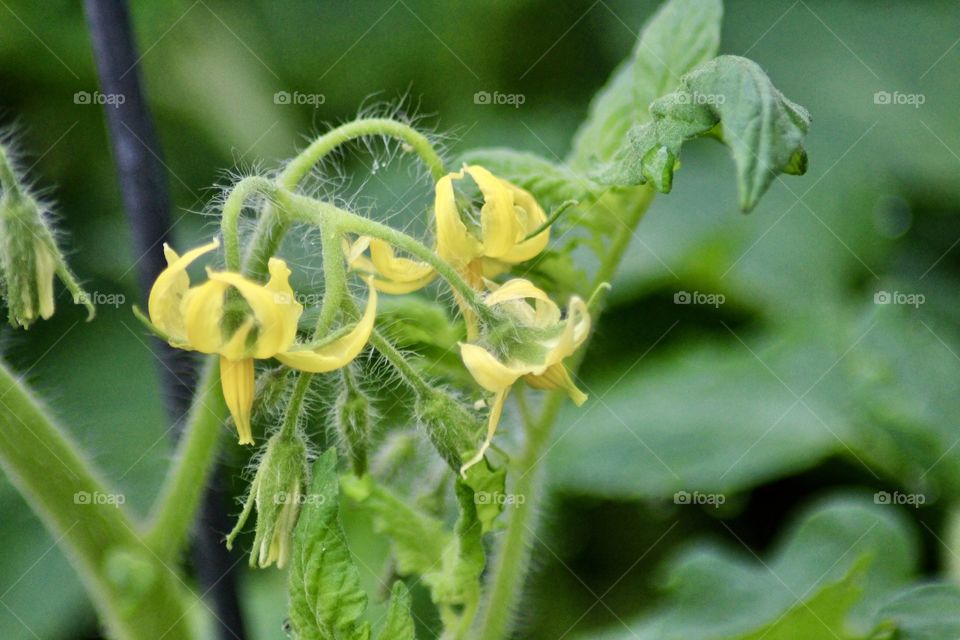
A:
415;388;481;472
334;366;372;476
226;432;308;569
0;143;94;328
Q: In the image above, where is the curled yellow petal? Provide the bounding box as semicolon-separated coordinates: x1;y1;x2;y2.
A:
148;238;219;342
460;388;509;477
525;364;587;406
181;279;230;354
207;264;301;358
220;356;255;445
275;278;377;373
543;296;590;367
459;342;525;393
485;278;561;327
347;237;437;294
435;170;481;265
498;183;549;264
464;165;520;258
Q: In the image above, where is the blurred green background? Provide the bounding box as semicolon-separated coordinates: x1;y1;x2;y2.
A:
2;0;960;638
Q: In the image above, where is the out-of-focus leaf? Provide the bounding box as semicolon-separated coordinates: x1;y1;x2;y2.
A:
597;56;811;211
288;449;370;640
376;582;416;640
569;0;722;166
591;495;917;639
874;584;960;639
549;323;853;500
847;302;960;498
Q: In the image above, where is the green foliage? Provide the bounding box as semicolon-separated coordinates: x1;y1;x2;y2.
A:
596;55;811;211
595;496;920;639
288;450;370;640
569;0;723;166
376;582;416;640
874;585;960;639
342;474;486;635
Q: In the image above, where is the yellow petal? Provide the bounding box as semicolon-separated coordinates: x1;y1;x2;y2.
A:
220;356;255;445
498;183;550;264
460;388;509;477
547;297;591;365
435;170;481;265
148;238;219;342
369;239;436;284
207;265;301;358
459;342;526;392
181;279;230;354
465;165;520;259
276;278;377;372
485;278;561;327
525;364;587;406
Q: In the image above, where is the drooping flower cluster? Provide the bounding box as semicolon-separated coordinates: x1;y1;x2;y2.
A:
345;164;590;474
147;238;377;444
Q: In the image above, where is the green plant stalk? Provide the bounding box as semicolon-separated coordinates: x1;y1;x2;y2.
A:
246;118;445;277
145;357;228;559
476;187;655;640
0;360;193;640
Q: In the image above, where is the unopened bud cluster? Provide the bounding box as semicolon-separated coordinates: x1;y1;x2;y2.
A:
0;143;93;328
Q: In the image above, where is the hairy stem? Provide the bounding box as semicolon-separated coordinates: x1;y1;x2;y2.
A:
476;187;654;640
0;360;193;640
221;176;278;271
246;118;445;277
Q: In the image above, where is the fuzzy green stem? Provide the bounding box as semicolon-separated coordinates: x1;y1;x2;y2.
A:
0;143;23;203
145;357;228;559
246;118;445;277
280;371;312;440
476;187;654;640
221;176;278;271
280;191;490;322
0;360;193;640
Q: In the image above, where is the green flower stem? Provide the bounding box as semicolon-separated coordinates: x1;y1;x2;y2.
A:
0;143;23;203
246;118;445;278
220;176;278;271
280;371;313;440
279;190;491;322
0;360;194;640
145;357;228;559
476;187;655;640
278;117;446;187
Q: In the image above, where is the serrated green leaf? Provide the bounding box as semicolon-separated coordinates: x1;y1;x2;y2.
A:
288;449;370;640
596;55;811;212
873;584;960;639
342;476;485;633
569;0;722;166
457;147;604;212
340;474;449;578
461;460;506;533
376;582;416;640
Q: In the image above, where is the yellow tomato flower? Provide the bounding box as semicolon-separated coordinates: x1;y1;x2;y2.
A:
458;278;590;474
345;165;550;295
148;238;377;444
